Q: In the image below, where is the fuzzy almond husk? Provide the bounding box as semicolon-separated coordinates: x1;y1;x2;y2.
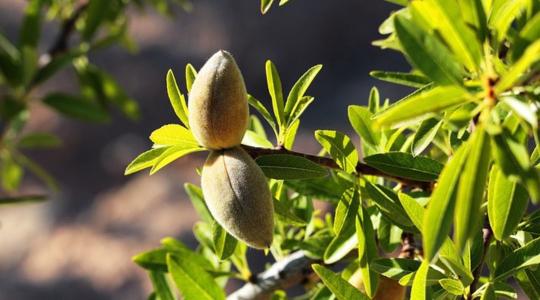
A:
201;146;273;249
348;269;406;300
188;50;248;149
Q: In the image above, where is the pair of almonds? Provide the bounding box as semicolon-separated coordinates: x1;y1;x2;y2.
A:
188;50;274;249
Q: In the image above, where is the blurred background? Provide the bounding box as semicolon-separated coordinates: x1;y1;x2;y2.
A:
0;1;410;299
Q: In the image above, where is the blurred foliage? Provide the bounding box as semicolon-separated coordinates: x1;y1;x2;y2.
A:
0;0;190;202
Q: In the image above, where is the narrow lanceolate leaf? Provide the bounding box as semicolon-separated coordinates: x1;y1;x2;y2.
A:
0;194;46;205
364;182;414;228
150;145;205;174
149;271;175;300
356;206;379;298
364;152;443;182
20;0;42;48
494;237;540;280
454;127;491;252
496;40;540;93
184;183;213;223
369;70;431;88
411;260;429;300
348;105;381;147
325;188;359;264
490;127;531;176
125;147;170;175
423;143;470;261
167;254;225;300
248;95;277;135
285;64;322;119
488;166;529;241
412;118;442;156
393;15;464;86
501;97;538;129
374;86;472;128
82;0;108;40
255;154;328;180
287;96;315;128
265;60;285;127
311;264;370;300
150;124;199;147
416;0;482;71
261;0;275;14
315;130;358;174
488;0;527;43
185;63;197;93
439;278;464;296
511;11;540;61
212;221;237;260
43;93;109;122
166;70;189;127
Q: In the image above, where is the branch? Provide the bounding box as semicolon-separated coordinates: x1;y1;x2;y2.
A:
39;2;88;65
241;144;433;190
228;233;417;299
227;251;316;300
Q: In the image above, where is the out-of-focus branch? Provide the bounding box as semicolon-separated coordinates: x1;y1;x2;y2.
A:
40;1;89;65
227;251;315;300
227;233;418;299
241;144;434;190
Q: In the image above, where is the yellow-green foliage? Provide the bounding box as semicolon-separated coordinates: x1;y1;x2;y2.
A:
188;50;249;149
201;146;273;249
348;269;406;300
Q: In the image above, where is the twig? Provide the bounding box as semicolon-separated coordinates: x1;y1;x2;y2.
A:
467;222;493;299
227;251;315;300
39;1;89;65
241;144;433;190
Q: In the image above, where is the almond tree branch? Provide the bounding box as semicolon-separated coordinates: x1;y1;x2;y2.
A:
241;144;434;190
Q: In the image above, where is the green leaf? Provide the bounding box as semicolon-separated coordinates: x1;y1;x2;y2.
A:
494;237;540;280
374;86;472;127
265;60;285;128
149;271;174;300
488;166;529;241
325;188;359;264
371;258;421;280
311;264;370;300
150;145;204;174
185;63;197;93
18;132;61;149
0;194;46;205
125;147;170;175
393;15;464;86
166;70;190;128
369;70;431;88
488;0;527;43
496;39;540;93
410;261;429;300
43;93;109;122
315;130;358;174
273;197;307;226
82;0;109;40
511;11;540;61
412;118;442;156
364;152;443;182
255;154;328;180
439;278;464;296
261;0;275;14
1;154;23;191
423;143;470;261
248;95;277;136
167;253;225;300
150;124;199;147
501;97;538;129
242;130;274;148
284;64;322;119
490;127;531;176
283;118;300;150
184;183;213;223
356;206;379;298
19;0;42;48
32;48;86;85
348;105;380;147
414;0;482;71
212;221;237;260
454;127;491;252
287;96;314;130
364;182;414;228
368;87;380;113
